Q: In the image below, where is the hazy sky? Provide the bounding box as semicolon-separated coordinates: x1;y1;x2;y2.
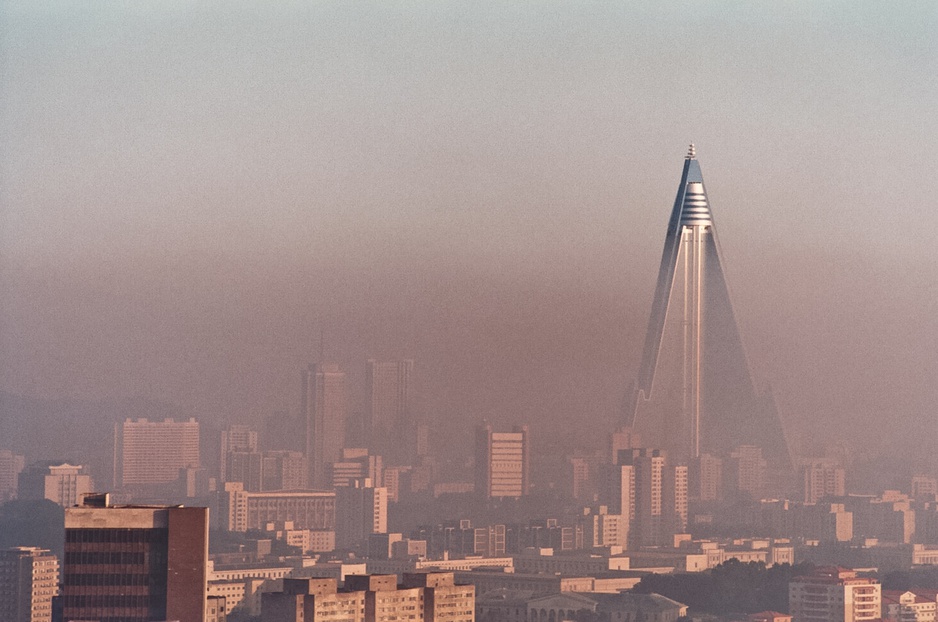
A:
1;1;936;457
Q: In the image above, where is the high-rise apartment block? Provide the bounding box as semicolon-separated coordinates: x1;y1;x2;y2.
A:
303;364;348;488
789;566;881;622
475;424;530;499
262;578;365;622
63;494;209;622
0;547;59;622
803;459;847;504
619;449;687;548
0;449;25;502
402;572;475;622
113;417;200;487
17;462;93;508
629;146;790;469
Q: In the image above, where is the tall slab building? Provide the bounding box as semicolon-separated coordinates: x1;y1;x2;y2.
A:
629;146;790;469
365;359;414;463
303;363;348;488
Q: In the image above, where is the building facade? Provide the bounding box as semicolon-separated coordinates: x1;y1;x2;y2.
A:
366;359;414;449
303;363;348;488
113;417;200;487
475;425;530;499
221;483;336;536
336;480;388;551
62;494;209;622
789;566;881;622
0;547;59;622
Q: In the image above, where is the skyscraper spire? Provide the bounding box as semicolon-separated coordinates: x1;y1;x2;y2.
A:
629;147;790;469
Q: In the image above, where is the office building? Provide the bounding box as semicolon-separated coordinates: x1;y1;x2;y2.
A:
366;359;414;438
789;566;880;622
16;462;93;508
220;424;259;481
0;449;25;502
0;547;59;622
62;494;209;622
629;146;790;468
221;483;336;536
336;480;388;550
475;424;530;499
366;360;415;463
303;363;348;488
113;417;200;487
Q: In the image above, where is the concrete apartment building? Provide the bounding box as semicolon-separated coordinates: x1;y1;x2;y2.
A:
113;417;200;487
0;547;59;622
789;566;881;622
262;573;474;622
617;449;687;548
62;493;209;622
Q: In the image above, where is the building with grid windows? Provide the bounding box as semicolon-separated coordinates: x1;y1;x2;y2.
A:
475;424;529;499
62;493;208;622
113;417;200;487
0;547;59;622
789;566;881;622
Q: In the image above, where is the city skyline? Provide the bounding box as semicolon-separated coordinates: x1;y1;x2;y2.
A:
1;2;935;462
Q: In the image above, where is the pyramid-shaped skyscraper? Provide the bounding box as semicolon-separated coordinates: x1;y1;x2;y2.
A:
629;145;791;469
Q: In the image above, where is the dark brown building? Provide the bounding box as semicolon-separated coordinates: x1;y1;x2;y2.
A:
63;493;209;622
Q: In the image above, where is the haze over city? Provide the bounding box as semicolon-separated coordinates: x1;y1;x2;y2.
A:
2;1;936;465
